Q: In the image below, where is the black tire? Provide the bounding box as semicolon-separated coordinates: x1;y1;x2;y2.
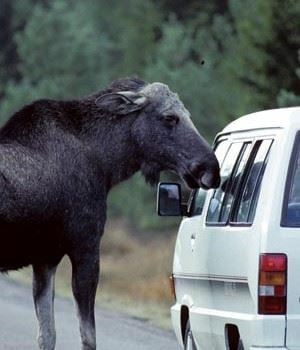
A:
184;321;197;350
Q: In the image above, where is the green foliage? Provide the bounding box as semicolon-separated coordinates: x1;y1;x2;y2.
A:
115;0;161;76
277;89;300;107
0;0;110;119
278;50;300;107
225;0;300;111
0;0;299;231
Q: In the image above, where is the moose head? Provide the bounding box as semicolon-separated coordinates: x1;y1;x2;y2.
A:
95;78;220;190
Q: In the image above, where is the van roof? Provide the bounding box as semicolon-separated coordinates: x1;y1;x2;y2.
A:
221;107;300;134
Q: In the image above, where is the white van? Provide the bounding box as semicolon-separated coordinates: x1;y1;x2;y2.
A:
157;107;300;350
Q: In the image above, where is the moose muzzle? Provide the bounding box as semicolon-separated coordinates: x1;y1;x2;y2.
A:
186;158;221;190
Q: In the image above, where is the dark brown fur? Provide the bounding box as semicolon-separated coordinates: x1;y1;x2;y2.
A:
0;77;220;349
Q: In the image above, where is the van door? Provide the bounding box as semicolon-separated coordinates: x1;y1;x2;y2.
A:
191;137;275;349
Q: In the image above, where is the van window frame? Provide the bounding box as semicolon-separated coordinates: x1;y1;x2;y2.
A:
281;131;300;227
206;141;247;226
219;142;252;224
229;139;273;227
187;137;229;217
227;141;260;227
206;137;273;227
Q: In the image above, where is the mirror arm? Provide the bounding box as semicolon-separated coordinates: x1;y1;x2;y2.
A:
181;203;189;217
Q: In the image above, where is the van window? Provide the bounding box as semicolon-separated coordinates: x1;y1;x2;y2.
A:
206;142;245;224
282;132;300;227
219;143;252;223
233;139;273;224
206;139;273;225
188;138;229;216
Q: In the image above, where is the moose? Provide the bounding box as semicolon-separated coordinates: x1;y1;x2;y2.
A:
0;77;220;350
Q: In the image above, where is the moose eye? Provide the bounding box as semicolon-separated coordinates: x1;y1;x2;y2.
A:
164;115;179;127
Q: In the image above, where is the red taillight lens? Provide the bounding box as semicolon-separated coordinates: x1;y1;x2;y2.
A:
259;296;286;314
260;254;287;271
258;254;287;315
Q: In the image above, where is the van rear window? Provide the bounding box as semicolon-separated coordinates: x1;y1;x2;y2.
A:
282;132;300;227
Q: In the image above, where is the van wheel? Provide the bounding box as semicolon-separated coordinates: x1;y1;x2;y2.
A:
237;339;244;350
184;321;197;350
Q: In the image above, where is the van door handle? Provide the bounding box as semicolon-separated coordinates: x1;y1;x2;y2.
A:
191;234;196;251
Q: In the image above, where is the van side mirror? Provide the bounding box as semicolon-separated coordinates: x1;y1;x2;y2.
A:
157;182;182;216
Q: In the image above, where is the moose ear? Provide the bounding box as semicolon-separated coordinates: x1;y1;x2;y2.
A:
95;91;147;115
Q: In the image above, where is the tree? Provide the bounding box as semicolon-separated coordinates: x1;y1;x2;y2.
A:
0;0;110;121
115;0;161;76
0;0;19;98
153;0;229;21
277;50;300;107
224;0;300;112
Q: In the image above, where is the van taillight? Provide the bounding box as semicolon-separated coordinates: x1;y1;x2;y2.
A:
258;254;287;315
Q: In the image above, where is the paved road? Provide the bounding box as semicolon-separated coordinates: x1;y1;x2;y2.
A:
0;276;181;350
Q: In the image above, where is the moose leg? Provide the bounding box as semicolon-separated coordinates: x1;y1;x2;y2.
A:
32;264;57;350
70;253;99;350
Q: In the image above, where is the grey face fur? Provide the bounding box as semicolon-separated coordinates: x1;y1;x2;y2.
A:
141;82;186;112
117;82;220;189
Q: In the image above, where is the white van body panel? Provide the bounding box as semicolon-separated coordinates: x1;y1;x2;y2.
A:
222;107;300;133
171;107;300;350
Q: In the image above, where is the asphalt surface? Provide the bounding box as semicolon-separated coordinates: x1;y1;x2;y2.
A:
0;276;181;350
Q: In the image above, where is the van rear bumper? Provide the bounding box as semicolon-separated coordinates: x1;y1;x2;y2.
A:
171;302;286;349
190;306;286;347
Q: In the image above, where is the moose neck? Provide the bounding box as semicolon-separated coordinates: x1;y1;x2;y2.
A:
77;107;143;191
